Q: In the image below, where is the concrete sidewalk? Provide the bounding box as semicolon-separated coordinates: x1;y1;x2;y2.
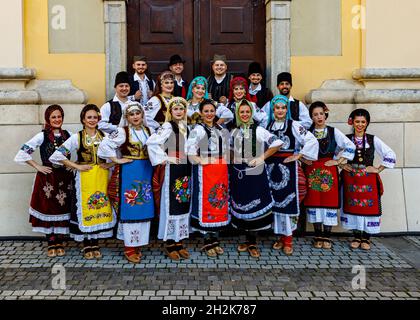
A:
0;235;419;300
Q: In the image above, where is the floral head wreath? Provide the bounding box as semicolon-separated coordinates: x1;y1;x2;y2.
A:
159;71;175;83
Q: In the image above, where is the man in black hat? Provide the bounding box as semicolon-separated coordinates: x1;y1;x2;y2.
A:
99;71;132;133
128;56;155;106
168;54;189;98
263;72;312;129
247;62;273;110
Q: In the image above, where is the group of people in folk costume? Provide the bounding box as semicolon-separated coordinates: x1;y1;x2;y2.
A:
15;54;396;262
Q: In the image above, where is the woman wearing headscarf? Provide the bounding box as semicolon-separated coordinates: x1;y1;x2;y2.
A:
49;104;116;260
146;97;192;261
186;76;233;127
266;95;318;255
14;105;74;257
229;99;283;258
225;76;267;130
340;108;396;250
98;102;154;263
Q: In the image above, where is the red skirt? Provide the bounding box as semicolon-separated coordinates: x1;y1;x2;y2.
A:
30;168;73;231
304;158;340;208
342;167;383;216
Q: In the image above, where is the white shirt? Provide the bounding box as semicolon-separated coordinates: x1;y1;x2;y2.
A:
129;73;155;106
98;95;130;134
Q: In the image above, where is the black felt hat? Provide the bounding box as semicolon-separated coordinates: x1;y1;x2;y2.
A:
277;72;292;86
168;54;186;67
114;71;130;87
248;62;263;76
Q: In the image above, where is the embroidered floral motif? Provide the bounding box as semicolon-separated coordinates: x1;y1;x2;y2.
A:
208;183;228;209
172;176;191;203
349;168;369;177
298;125;307;136
57;145;71;157
267;163;290;190
367;221;380;227
87;191;109;210
326;211;337;218
124;180;152;206
130;230;140;244
179;223;189;238
383;157;396;164
347;184;373;193
58;181;64;187
232;199;261;212
344;147;356;154
21;144;34;155
43;182;54;198
348;198;374;207
267;135;279;146
55;190;67;206
308;168;334;192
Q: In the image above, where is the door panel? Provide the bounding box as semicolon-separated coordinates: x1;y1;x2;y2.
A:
127;0;194;79
127;0;265;80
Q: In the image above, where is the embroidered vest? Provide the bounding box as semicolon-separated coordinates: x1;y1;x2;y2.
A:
267;119;296;153
167;121;189;159
231;124;259;161
76;130;106;165
154;95;170;125
312;126;337;158
120;126;150;160
40;130;70;166
347;133;375;166
198;123;224;157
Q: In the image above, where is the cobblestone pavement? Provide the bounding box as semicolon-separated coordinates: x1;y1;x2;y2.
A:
0;236;419;300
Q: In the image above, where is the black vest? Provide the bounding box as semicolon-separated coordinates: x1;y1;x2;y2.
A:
347;133;375;166
289;99;300;121
207;75;231;102
250;87;273;109
231;124;259;160
107;99;123;125
267;119;296;153
197;123;224;158
129;75;154;98
166;121;189;159
173;80;189;98
40;130;70;166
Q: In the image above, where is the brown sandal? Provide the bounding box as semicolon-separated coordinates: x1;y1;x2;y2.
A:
55;244;66;257
124;248;141;263
176;243;190;259
312;237;323;249
360;239;371;250
201;244;217;258
47;245;57;258
272;237;284;250
81;246;94;260
91;246;102;260
350;238;362;249
322;238;332;249
237;243;248;252
247;245;261;258
165;244;180;261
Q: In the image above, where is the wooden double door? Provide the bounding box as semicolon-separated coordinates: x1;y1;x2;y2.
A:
127;0;266;80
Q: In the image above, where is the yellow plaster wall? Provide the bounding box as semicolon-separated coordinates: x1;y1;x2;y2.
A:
290;0;362;102
365;0;420;68
24;0;105;106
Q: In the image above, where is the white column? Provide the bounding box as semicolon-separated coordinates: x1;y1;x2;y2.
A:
103;0;127;100
265;0;291;91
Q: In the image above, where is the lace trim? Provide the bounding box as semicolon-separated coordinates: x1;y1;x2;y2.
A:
29;207;70;222
230;200;274;220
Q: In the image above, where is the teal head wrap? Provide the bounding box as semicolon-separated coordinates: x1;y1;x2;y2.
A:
269;94;289;122
186;76;209;101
